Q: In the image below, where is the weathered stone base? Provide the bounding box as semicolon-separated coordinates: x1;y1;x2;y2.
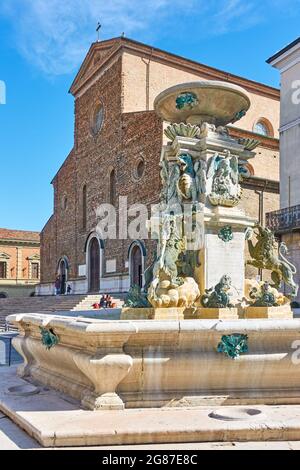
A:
120;305;293;321
121;307;239;320
244;305;293;319
197;307;239;320
121;307;186;320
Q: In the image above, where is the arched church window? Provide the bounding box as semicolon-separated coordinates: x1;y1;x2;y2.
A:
134;158;145;180
91;104;104;137
109;169;116;205
61;195;68;211
82;185;87;231
253;119;273;137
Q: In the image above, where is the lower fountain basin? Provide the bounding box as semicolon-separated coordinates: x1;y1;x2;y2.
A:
8;313;300;410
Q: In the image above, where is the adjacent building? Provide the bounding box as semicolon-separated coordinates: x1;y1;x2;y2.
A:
0;228;40;298
266;37;300;302
38;36;280;295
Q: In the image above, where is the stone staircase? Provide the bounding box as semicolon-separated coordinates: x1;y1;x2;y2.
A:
0;294;125;331
71;294;124;311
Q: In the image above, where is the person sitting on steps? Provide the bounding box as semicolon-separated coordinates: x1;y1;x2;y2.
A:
106;295;113;308
99;294;106;308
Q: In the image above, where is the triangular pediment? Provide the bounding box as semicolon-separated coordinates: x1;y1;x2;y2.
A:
0;252;10;260
69;38;122;95
27;254;40;261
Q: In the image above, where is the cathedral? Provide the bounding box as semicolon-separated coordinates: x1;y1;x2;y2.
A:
37;37;280;295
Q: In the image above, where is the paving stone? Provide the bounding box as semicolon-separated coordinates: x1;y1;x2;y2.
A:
0;410;298;451
1;366;300;450
0;417;40;450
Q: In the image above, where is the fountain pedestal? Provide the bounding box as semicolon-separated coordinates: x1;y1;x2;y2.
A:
244;305;293;319
121;306;239;320
143;81;258;315
156;118;256;307
201;206;255;302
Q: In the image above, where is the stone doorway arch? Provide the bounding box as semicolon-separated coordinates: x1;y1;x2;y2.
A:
85;232;104;294
89;238;100;292
128;241;146;289
57;257;69;295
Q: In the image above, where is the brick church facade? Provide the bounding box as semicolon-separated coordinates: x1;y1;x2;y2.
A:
38;37;280;295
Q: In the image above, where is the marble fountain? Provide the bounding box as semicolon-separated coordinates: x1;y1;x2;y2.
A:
3;80;300;447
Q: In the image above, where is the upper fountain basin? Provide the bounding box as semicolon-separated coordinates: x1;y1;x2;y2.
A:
154;80;251;127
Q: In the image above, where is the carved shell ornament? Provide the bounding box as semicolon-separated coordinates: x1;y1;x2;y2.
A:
238;137;260;151
164;122;200;141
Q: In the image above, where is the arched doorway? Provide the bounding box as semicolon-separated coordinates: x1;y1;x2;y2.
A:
130;244;143;288
58;258;68;295
89;238;100;292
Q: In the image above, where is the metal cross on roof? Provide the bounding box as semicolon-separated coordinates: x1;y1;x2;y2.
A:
96;23;101;42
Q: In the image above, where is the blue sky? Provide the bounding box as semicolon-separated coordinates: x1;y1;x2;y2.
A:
0;0;300;232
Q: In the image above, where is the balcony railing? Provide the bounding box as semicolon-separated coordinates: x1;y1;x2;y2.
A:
266;204;300;233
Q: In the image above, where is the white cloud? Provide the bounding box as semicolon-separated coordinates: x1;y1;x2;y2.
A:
0;0;298;76
1;0;188;75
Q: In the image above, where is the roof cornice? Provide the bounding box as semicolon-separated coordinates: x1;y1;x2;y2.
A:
69;38;123;95
70;36;280;100
0;239;40;246
228;126;279;151
267;37;300;65
241;176;279;194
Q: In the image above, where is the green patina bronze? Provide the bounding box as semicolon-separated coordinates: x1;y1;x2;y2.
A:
201;275;233;308
217;334;248;359
249;281;279;307
247;224;298;297
231;109;247;124
175;92;198;110
124;285;151;308
40;327;59;350
218;225;233;243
